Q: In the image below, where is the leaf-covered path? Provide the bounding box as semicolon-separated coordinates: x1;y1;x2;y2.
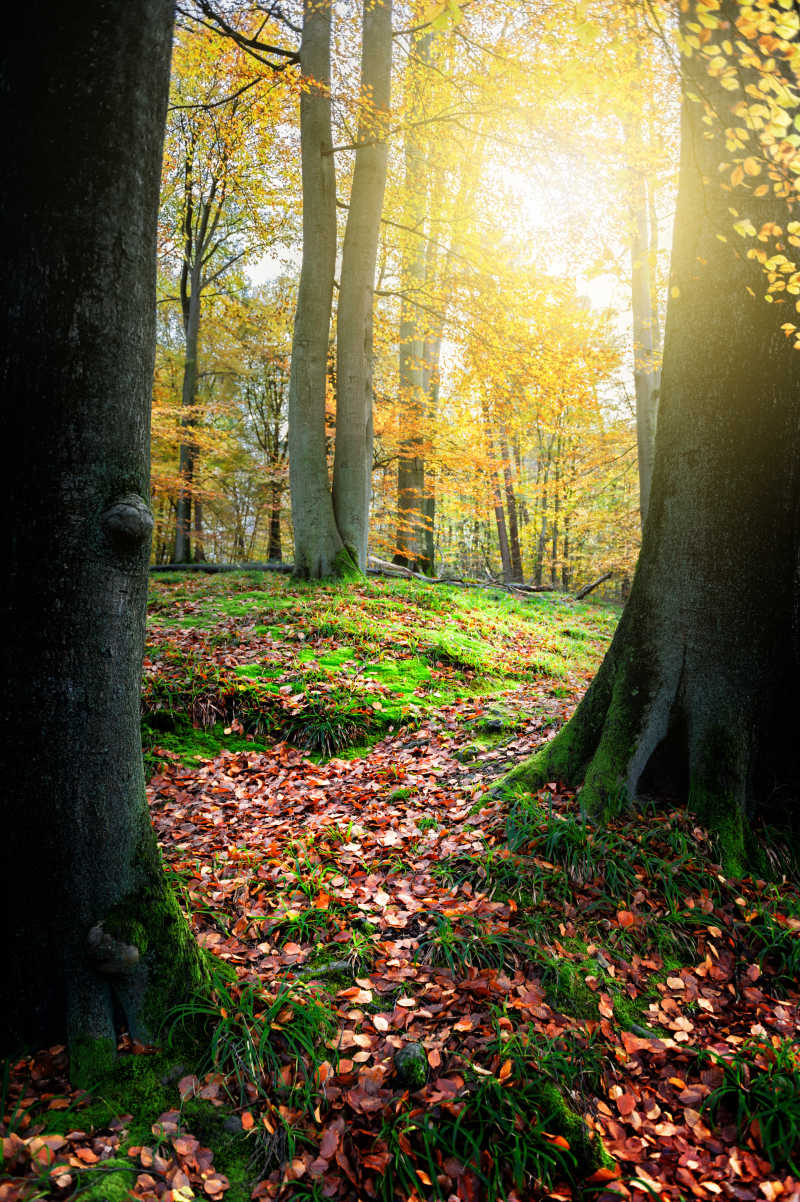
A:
4;575;800;1202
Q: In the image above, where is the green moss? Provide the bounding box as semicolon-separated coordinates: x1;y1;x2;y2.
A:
388;787;413;801
540;957;598;1019
76;1159;137;1201
533;1077;606;1174
102;824;210;1044
333;546;362;581
180;1100;253;1202
70;1038;116;1091
142;716;268;770
46;1056;253;1202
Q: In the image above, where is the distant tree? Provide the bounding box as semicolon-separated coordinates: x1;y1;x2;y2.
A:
289;0;393;578
503;0;800;870
1;0;207;1073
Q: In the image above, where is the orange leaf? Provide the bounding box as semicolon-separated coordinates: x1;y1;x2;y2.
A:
241;1111;254;1131
617;910;635;928
586;1166;622;1183
498;1059;513;1082
616;1092;636;1117
314;891;330;910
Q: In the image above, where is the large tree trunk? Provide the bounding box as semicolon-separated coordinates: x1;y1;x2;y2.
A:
332;0;392;571
0;0;207;1074
629;159;661;530
288;0;354;579
503;4;800;871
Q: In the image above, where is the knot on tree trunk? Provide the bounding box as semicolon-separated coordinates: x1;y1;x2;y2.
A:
101;494;153;549
87;922;140;976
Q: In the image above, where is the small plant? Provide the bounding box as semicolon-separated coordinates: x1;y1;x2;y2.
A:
702;1038;800;1174
166;964;336;1113
265;905;338;946
414;912;536;974
284;691;372;756
377;1056;597;1200
744;910;800;994
417;815;439;831
432;847;542;901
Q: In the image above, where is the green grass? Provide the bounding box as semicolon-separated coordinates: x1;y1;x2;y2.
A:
702;1039;800;1174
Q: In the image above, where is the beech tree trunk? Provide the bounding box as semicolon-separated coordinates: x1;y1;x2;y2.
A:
0;0;207;1073
332;0;392;571
288;1;355;579
629;162;661;530
499;427;523;583
393;32;433;571
504;4;800;870
173;268;201;562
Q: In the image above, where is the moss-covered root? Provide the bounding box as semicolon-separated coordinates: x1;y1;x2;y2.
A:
493;636;622;812
70;815;209;1086
333;545;363;580
535;1079;613;1180
496;620;756;874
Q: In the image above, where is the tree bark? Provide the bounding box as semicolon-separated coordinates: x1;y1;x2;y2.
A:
1;0;208;1072
332;0;392;570
393;32;433;571
499;427;523;583
502;4;800;871
629;159;661;530
288;1;356;579
173;264;201;562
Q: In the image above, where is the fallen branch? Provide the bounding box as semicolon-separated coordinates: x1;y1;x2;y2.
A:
573;571;613;601
149;558;557;600
150;561;292;574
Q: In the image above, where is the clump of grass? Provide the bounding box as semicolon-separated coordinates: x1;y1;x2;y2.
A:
284;692;373;756
377;1043;602;1200
417;816;439;832
414;912;535;974
166;962;336;1114
432;847;540;901
702;1039;800;1174
741;910;800;995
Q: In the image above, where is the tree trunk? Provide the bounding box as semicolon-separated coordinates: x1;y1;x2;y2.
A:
503;5;800;871
393;32;433;571
629;160;661;530
172;282;200;561
1;0;207;1073
288;0;353;579
499;427;523;583
268;480;283;561
332;0;392;570
192;494;206;562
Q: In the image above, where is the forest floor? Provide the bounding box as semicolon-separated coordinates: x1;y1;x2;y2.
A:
3;572;800;1202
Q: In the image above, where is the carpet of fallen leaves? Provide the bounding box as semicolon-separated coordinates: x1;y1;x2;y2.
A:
3;575;800;1202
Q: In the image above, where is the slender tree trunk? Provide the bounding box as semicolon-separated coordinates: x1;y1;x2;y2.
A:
499;427;523;582
268;480;283;560
332;0;392;570
173;265;201;562
482;401;512;581
288;0;352;579
503;4;800;871
192;494;206;562
1;0;207;1071
393;32;432;570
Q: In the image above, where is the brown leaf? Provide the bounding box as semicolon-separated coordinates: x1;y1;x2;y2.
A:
616;1093;636;1117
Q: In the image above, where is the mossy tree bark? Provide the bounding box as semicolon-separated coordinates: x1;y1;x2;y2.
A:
332;0;393;572
505;3;800;870
0;0;208;1075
